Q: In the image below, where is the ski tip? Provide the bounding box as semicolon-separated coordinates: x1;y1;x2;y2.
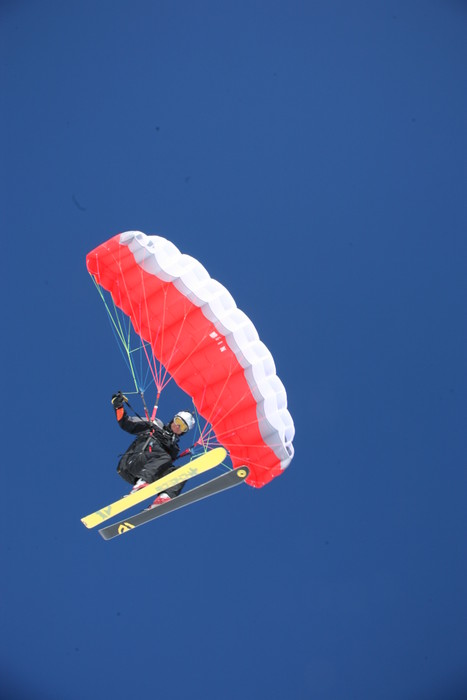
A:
207;446;227;461
233;466;249;481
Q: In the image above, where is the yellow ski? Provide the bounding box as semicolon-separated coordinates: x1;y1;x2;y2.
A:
81;447;227;529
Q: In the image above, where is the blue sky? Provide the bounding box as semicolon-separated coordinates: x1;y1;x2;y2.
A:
1;2;466;699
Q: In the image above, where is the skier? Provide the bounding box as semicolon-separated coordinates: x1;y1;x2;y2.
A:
111;391;195;508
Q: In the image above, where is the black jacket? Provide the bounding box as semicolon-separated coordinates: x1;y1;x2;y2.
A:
115;407;180;461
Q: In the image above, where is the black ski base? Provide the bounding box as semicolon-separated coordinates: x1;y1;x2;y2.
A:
98;466;249;540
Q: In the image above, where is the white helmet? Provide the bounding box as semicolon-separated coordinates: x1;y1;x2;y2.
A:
174;411;195;432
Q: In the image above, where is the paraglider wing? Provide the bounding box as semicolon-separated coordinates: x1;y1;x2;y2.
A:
87;231;294;488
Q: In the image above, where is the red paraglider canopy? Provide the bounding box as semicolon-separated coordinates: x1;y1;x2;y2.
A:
87;232;294;488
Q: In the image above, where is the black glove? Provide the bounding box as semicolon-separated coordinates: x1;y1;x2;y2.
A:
111;391;128;408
